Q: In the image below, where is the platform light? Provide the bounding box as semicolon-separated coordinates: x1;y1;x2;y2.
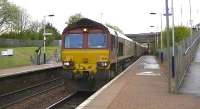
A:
43;14;55;64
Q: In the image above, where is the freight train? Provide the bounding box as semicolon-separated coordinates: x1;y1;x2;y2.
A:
61;18;147;80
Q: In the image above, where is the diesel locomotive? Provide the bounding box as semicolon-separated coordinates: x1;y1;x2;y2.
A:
61;18;147;79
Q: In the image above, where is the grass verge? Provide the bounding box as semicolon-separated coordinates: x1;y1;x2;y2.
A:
0;46;59;69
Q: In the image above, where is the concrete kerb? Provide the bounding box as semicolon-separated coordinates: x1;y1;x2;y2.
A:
0;64;62;78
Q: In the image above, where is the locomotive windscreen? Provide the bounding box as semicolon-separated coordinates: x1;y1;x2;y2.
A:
64;32;107;49
64;34;83;48
88;33;107;48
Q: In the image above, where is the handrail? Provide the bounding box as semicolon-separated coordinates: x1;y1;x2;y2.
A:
184;35;200;55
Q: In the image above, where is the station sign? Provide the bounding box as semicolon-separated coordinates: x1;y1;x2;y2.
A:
43;33;53;36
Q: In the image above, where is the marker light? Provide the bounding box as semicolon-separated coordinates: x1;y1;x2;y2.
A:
83;28;87;32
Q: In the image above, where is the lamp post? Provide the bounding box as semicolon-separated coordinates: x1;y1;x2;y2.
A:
189;0;193;36
165;0;171;93
150;12;163;63
164;0;176;93
150;7;175;77
43;14;54;64
149;26;157;52
171;0;175;79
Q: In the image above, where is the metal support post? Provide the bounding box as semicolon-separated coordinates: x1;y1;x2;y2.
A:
43;16;46;64
171;0;175;79
160;13;164;63
165;0;171;93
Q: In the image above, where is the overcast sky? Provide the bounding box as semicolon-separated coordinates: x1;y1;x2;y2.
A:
8;0;200;34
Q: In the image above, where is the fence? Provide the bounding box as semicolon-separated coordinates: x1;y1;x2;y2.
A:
0;39;61;47
160;31;200;92
0;39;62;69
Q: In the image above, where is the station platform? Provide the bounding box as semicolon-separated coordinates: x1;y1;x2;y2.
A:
0;63;62;78
77;56;200;109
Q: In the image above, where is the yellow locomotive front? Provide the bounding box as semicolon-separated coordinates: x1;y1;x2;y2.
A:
61;27;110;77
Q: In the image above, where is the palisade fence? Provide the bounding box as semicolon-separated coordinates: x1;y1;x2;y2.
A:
0;39;61;47
160;31;200;92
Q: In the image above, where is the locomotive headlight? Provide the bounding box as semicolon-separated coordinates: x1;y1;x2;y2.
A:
104;62;107;66
64;62;70;66
97;62;109;68
63;61;74;68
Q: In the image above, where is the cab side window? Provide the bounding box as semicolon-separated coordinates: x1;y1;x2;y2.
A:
111;35;116;51
118;42;123;56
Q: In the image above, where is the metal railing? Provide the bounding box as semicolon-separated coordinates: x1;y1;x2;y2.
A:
160;31;200;92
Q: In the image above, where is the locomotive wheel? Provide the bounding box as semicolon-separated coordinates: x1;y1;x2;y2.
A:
89;73;95;80
95;70;110;80
63;72;77;92
109;70;115;80
117;64;123;73
64;71;74;80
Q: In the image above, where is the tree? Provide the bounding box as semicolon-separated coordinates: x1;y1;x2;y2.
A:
105;23;123;33
15;8;31;32
0;1;60;40
162;26;190;47
65;13;83;25
0;0;21;33
39;23;61;45
28;20;42;32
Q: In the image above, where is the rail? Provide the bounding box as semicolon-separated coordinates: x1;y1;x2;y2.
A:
0;77;64;108
46;92;77;109
46;91;94;109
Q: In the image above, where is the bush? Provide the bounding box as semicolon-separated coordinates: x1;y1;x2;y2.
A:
0;31;42;40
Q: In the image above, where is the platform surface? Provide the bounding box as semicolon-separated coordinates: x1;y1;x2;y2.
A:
0;63;62;78
77;56;200;109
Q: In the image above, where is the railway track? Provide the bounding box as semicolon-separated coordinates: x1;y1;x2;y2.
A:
46;91;94;109
0;77;64;108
